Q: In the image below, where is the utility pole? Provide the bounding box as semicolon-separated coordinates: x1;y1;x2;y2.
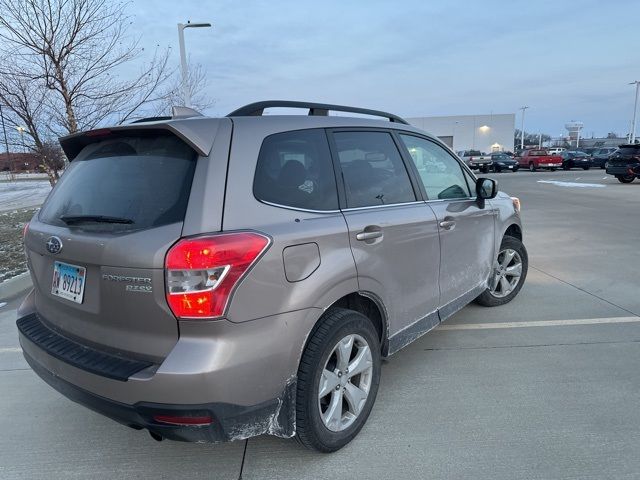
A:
177;21;211;108
630;81;640;143
519;106;529;150
0;104;12;173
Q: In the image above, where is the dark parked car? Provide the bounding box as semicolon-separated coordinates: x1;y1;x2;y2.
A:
590;147;618;169
605;144;640;183
490;153;519;172
560;151;591;170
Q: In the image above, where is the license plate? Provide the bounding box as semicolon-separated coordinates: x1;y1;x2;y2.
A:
52;261;86;304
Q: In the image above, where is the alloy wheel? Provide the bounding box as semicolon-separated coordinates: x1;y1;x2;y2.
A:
318;334;373;432
490;248;523;298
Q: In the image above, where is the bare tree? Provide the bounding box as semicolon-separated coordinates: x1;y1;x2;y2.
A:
36;141;65;185
0;0;180;134
0;0;213;184
150;61;214;118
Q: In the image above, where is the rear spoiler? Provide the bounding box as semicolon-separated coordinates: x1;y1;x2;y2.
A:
59;116;221;161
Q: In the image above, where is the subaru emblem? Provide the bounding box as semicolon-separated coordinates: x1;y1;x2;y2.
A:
46;236;63;255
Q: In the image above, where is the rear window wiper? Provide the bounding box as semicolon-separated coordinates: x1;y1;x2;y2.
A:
60;215;134;225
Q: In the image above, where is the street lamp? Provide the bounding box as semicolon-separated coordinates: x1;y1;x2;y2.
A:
629;81;640;144
15;125;26;152
177;21;212;108
519;106;529;150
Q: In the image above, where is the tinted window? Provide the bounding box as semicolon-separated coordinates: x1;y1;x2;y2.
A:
39;134;196;232
333;131;415;208
253;129;338;211
399;134;472;200
617;147;640;155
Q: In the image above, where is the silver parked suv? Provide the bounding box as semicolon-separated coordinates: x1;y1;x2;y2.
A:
17;101;527;452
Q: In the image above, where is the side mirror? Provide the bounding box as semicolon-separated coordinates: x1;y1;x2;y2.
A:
475;177;498;209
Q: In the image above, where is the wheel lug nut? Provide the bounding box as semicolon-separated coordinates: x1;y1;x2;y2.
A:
335;385;340;391
337;372;342;377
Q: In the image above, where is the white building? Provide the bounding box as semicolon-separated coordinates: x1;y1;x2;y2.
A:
406;114;515;154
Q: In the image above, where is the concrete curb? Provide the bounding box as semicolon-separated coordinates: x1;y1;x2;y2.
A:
0;272;32;300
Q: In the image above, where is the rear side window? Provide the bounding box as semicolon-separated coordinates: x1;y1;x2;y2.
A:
333;131;416;208
253;129;338;211
39;133;196;231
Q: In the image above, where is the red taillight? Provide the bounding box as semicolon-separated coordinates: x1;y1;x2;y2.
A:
165;232;270;319
153;414;213;426
22;222;29;238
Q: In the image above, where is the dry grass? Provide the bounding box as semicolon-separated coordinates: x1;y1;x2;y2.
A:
0;208;36;282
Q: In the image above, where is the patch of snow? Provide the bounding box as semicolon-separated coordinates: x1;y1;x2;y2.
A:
537;180;605;188
0;180;52;212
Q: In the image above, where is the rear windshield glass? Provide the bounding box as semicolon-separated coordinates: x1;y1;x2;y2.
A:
39;133;196;231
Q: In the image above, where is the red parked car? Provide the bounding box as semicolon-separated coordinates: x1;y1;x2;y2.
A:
516;149;563;172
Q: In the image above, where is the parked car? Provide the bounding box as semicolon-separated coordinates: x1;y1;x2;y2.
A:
457;150;492;172
560;151;591;170
590;147;618;169
516;149;563;171
605;144;640;183
490;153;519;172
548;147;566;155
17;101;527;453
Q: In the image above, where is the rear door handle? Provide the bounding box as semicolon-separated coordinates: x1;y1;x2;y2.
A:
439;219;456;230
356;230;383;241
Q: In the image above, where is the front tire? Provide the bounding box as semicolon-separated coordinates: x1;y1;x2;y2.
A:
296;308;381;452
475;235;528;307
529;162;536;172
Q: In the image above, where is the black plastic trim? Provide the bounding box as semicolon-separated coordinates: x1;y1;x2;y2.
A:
17;313;153;381
227;100;409;125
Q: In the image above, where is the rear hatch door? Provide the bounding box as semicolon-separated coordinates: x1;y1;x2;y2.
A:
24;130;206;361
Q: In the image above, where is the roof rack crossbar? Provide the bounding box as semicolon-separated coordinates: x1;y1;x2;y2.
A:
227;101;409;124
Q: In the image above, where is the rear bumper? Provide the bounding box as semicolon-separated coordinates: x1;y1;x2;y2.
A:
17;303;321;442
606;165;635;175
23;349;294;442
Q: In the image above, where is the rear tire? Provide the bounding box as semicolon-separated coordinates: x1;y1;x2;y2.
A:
295;308;381;453
583;166;590;170
529;162;536;172
475;235;528;307
616;174;635;183
562;163;570;171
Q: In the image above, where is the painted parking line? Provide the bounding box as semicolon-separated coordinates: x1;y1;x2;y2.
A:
0;347;22;353
438;316;640;330
537;180;605;188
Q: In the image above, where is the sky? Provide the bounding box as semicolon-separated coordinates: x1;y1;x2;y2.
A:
129;0;639;138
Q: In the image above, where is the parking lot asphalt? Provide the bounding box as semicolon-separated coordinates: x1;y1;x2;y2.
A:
1;169;639;479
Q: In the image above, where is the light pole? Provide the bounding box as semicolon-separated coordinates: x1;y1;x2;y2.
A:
0;104;12;172
630;81;640;144
177;21;211;108
15;125;26;152
519;106;529;150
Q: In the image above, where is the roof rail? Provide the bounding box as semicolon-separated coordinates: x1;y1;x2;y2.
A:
227;101;409;125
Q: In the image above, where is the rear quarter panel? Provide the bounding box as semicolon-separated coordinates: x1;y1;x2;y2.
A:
220;118;359;324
